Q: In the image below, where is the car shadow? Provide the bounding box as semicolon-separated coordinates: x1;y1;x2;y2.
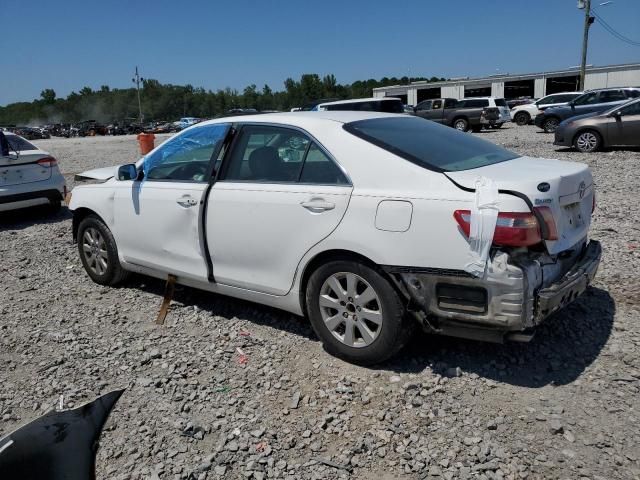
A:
383;286;614;387
0;206;72;232
120;275;316;341
122;275;613;388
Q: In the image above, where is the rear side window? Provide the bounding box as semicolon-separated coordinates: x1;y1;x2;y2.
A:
6;135;37;152
599;90;626;102
626;90;640;98
344;116;518;172
432;99;443;109
494;98;507;107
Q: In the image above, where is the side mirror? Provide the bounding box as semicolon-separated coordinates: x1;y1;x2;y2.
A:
611;110;622;118
0;130;9;157
117;164;138;181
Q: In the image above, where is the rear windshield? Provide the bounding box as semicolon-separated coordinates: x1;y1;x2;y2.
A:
343;116;518;172
6;135;37;151
324;100;404;113
494;98;507;107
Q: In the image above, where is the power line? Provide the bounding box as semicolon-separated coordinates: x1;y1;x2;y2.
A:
592;11;640;46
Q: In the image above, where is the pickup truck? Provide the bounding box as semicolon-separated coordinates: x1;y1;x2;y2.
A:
413;97;510;131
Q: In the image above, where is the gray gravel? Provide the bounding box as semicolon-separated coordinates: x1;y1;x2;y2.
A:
1;125;639;480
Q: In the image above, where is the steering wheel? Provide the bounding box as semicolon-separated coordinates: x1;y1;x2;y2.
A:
173;162;209;181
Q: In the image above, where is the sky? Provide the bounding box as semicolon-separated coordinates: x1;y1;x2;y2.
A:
1;0;639;105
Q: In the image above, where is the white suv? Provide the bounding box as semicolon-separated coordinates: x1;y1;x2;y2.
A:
69;112;600;365
0;131;66;213
511;92;583;126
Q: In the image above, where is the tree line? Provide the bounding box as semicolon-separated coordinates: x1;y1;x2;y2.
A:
0;74;445;126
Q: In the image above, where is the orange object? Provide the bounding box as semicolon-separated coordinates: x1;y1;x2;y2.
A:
137;133;155;155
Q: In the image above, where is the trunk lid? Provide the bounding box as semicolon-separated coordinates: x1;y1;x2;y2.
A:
446;156;593;254
0;150;53;186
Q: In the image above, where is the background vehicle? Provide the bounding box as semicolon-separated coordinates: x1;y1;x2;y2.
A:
511;92;582;126
76;120;108;137
313;97;404;113
535;87;640;133
414;97;510;131
554;97;640;152
69;112;599;365
178;117;201;130
0;131;66;213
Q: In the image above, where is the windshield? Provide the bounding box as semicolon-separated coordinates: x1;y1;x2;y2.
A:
344;117;518;172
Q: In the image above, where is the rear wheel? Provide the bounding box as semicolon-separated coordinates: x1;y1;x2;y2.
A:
306;260;412;365
453;118;469;132
573;130;601;153
543;117;560;133
77;215;129;286
514;112;530;126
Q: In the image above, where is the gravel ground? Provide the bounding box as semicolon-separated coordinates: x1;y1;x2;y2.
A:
1;125;639;480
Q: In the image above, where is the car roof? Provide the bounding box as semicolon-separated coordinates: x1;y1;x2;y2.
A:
318;97;400;106
584;86;640;92
196;111;401;128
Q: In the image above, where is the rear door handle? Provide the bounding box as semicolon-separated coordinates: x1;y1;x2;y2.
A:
300;199;335;212
176;195;198;207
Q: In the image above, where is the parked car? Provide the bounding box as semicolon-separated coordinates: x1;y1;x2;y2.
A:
178;117;201;130
414;97;511;131
511;92;583;126
0;131;66;213
313;97;405;113
10;126;50;140
535;87;640;133
554;97;640;152
69;112;600;365
76;120;108;137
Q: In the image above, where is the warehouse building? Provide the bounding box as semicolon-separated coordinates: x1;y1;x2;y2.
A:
372;62;640;105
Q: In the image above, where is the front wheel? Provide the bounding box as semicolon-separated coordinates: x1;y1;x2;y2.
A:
306;260;413;365
573;130;602;153
77;215;129;286
543;117;560;133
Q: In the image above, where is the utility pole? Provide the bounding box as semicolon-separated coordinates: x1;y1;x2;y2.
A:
132;66;144;124
578;0;595;90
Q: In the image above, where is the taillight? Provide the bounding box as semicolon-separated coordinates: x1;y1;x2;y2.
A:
37;156;57;167
533;206;558;241
454;209;545;247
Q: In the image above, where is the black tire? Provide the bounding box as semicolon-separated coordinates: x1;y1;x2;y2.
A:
452;117;469;132
573;129;602;153
305;260;413;365
514;112;530;126
471;125;482;133
77;214;129;286
49;199;61;213
492;123;503;129
542;117;560;133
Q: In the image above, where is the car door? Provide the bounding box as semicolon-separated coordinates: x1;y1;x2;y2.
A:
112;123;230;280
607;100;640;146
414;101;432;119
206;124;352;295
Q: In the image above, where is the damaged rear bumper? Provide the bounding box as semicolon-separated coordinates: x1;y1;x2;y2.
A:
385;240;602;342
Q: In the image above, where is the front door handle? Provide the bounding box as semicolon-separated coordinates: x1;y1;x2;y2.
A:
176;195;198;208
300;198;335;212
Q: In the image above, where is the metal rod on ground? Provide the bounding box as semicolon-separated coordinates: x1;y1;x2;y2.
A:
156;275;177;325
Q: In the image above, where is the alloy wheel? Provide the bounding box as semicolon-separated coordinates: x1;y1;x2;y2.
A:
454;120;466;131
318;272;383;348
576;132;598;152
544;118;559;133
82;227;109;276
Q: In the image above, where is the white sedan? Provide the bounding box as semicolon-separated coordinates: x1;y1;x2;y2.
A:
0;131;66;212
68;112;601;364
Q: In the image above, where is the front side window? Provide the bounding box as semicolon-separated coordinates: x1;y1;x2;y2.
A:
144;124;230;181
416;101;432;111
223;125;348;185
573;92;600;105
344;116;518;172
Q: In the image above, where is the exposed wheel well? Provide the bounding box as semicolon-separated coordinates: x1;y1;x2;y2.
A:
298;249;401;318
72;208;103;243
572;128;602;144
452;116;469;124
515;111;531;119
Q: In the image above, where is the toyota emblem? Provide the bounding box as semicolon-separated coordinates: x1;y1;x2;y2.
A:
578;181;586;199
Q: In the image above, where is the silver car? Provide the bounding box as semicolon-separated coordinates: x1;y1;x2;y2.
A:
0;131;66;212
554;98;640;153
